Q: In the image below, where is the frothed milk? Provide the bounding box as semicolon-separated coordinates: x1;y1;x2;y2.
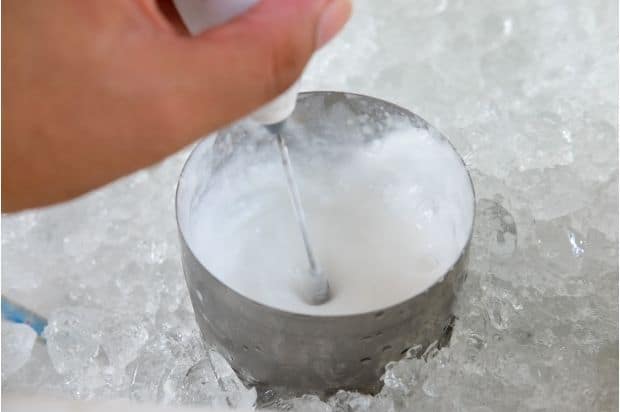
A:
188;126;473;315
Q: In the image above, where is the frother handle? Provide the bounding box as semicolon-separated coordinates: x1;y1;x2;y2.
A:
172;0;299;125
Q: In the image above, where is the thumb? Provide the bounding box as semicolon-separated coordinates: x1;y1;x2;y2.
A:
159;0;351;139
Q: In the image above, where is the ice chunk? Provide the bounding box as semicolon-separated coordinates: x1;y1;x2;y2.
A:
126;310;205;403
178;351;256;409
1;322;37;380
530;217;586;276
44;307;108;389
572;120;618;183
1;334;66;395
99;314;149;371
507;166;592;220
474;199;518;260
44;307;150;392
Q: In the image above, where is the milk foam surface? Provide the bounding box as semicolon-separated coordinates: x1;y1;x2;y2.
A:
188;127;474;315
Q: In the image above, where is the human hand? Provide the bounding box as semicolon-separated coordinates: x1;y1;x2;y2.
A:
2;0;351;212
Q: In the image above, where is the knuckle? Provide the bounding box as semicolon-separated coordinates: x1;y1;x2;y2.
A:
263;29;310;97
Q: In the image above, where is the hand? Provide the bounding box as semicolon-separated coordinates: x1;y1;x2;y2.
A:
2;0;351;212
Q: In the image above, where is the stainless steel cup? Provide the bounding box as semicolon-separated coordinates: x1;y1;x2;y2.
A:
176;92;474;395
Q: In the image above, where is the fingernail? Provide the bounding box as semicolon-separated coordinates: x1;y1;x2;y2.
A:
315;0;352;49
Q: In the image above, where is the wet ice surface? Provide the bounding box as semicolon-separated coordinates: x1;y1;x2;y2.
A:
2;0;618;410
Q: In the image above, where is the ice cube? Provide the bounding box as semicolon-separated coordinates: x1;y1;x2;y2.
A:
178;351;256;409
99;314;149;371
1;322;37;380
43;307;108;390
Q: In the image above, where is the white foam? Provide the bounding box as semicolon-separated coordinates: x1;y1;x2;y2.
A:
188;126;474;315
